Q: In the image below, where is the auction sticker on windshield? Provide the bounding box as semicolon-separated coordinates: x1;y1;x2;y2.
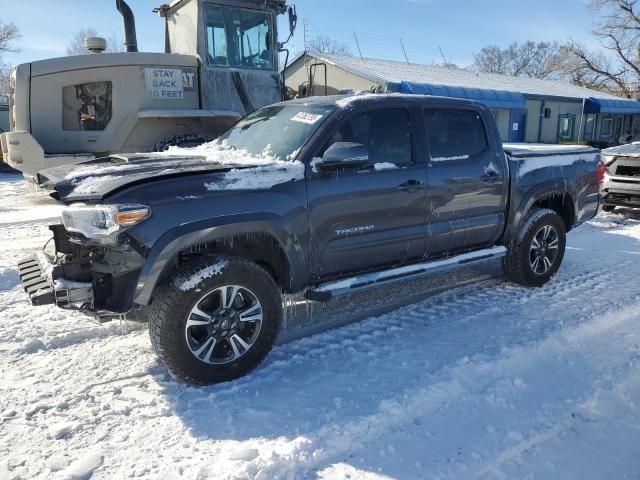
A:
291;112;324;124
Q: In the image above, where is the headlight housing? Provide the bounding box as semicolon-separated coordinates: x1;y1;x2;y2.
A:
62;203;151;239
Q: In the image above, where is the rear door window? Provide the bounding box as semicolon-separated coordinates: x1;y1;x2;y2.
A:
424;108;488;161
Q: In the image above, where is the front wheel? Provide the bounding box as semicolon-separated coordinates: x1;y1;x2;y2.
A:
601;205;616;213
502;208;566;287
148;257;282;384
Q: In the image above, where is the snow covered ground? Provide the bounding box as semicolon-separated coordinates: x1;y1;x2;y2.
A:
1;173;640;479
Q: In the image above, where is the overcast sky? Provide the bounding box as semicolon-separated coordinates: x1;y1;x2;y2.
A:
2;0;601;67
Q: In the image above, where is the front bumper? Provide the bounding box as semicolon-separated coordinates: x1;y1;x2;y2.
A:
602;177;640;208
0;131;95;177
17;252;94;309
17;255;55;306
17;225;146;321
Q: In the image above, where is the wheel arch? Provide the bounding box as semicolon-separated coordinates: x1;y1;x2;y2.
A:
508;181;577;241
133;217;307;306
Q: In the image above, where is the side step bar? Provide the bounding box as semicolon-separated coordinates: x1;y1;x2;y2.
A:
306;246;507;302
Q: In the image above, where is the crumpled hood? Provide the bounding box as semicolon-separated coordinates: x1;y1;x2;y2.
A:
603;142;640;158
38;153;267;203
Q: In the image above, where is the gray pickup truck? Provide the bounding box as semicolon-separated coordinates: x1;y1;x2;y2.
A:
17;94;602;384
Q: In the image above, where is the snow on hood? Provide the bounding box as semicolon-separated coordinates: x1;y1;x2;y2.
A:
161;140;305;192
61;140;304;196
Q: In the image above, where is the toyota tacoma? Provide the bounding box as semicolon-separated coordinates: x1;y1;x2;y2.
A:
17;94;602;384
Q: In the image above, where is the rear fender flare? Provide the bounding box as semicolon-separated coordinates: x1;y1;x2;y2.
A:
508;180;574;241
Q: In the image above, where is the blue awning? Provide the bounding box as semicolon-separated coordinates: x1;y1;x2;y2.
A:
584;97;640;115
393;81;526;110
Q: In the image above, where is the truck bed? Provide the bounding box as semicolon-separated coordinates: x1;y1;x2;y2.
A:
503;143;599;158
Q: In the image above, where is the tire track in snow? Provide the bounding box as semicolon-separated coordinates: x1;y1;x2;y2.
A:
247;301;640;480
203;265;621;399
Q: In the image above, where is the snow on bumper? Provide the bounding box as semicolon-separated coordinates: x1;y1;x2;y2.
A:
17;252;93;309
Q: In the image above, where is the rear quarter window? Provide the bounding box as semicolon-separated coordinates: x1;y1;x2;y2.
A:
425;108;488;161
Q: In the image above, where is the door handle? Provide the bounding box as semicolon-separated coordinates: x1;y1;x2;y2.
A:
398;180;424;192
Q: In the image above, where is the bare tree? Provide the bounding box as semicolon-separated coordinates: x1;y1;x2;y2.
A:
0;20;20;101
307;35;351;56
473;41;565;79
0;21;20;54
562;0;640;98
66;28;123;56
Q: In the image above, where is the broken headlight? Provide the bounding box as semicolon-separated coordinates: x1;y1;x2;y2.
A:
62;203;151;239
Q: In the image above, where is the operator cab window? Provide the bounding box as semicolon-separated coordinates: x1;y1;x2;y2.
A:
322;108;413;168
425;108;488;161
205;5;274;70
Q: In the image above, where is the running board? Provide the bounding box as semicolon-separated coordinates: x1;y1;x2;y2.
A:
305;246;507;302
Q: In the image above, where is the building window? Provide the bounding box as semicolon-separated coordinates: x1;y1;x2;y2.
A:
632;116;640;138
600;117;613;138
62;81;112;131
557;114;575;140
205;5;274;70
583;114;596;140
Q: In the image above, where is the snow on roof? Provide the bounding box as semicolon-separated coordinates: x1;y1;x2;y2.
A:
300;52;627;102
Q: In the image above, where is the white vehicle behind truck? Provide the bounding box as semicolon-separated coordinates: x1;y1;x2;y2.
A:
1;0;297;186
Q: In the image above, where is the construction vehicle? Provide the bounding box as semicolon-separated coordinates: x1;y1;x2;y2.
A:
0;0;297;185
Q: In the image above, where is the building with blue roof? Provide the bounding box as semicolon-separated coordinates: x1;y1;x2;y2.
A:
284;52;640;146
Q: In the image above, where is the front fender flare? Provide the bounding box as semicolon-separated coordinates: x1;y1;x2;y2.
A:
132;214;307;305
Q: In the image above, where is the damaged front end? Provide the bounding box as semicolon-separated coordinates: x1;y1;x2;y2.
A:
18;225;94;309
18;209;149;322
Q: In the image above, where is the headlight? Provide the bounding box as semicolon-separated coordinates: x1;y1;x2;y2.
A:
62;203;151;239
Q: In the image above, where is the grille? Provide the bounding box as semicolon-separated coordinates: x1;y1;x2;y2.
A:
615;165;640;177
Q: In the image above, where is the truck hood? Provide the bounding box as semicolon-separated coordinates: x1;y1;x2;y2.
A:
602;142;640;158
38;153;270;203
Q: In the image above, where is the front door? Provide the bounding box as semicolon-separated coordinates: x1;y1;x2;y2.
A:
423;107;508;257
307;107;427;279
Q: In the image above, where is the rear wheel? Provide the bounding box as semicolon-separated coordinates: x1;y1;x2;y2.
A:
148;257;282;384
502;208;566;287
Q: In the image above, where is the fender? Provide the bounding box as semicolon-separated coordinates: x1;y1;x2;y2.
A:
132;212;308;305
506;178;575;241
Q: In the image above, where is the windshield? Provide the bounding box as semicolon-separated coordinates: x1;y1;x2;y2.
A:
217;104;336;160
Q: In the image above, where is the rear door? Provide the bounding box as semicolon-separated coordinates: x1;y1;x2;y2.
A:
424;107;508;257
306;106;427;279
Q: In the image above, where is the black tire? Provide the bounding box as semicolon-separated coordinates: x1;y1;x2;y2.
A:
601;205;616;213
502;208;566;287
152;134;214;152
148;257;282;384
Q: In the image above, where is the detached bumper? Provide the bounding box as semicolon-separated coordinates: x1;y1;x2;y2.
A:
17;255;55;306
17;253;94;309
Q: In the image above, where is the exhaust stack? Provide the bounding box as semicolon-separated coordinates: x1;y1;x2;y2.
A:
116;0;138;52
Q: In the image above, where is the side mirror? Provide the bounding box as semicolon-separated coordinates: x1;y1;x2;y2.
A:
288;6;298;38
315;142;369;172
